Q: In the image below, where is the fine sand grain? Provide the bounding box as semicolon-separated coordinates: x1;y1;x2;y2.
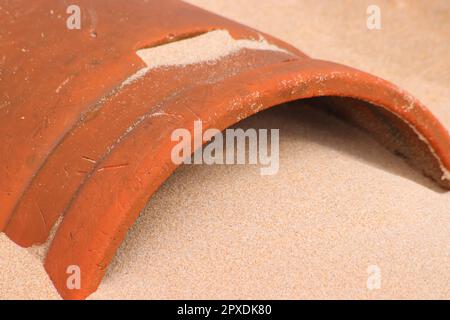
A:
123;29;291;87
1;0;449;299
137;29;290;69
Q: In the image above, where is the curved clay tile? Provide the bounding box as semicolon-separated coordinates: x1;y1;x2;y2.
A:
1;0;449;299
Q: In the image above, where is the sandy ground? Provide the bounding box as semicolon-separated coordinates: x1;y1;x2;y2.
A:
1;0;449;299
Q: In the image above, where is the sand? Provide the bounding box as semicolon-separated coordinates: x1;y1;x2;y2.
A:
1;0;449;299
137;29;289;69
123;29;291;87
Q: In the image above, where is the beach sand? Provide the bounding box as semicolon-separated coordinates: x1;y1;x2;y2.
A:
1;0;449;299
